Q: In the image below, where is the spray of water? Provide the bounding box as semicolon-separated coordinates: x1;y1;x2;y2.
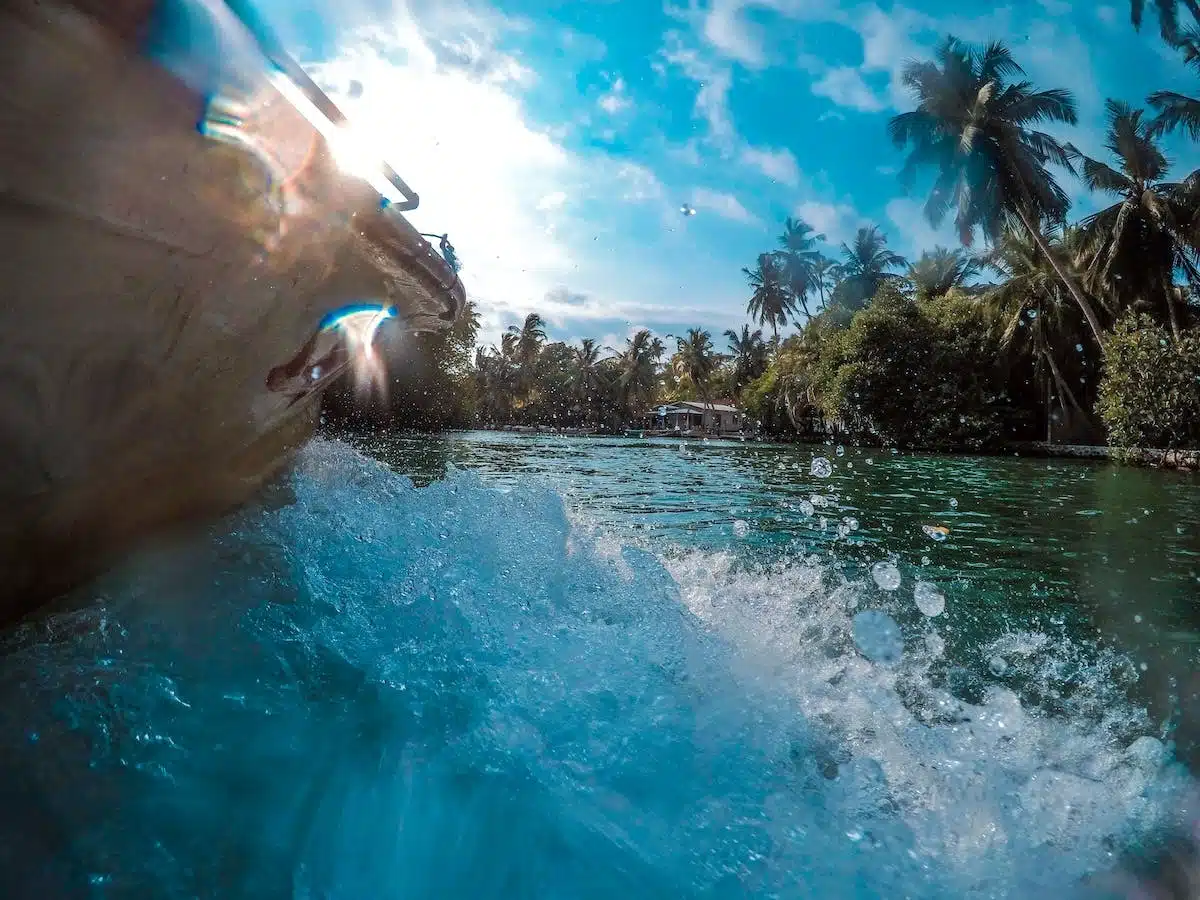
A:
0;441;1192;897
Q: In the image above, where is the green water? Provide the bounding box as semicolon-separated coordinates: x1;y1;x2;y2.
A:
345;429;1200;762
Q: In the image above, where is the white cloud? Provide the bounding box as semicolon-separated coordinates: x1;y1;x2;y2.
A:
811;66;885;112
739;145;800;185
701;0;769;67
690;187;761;225
884;197;960;260
597;75;631;114
659;32;736;148
796;199;863;247
536;191;567;211
311;6;581;333
617;162;666;203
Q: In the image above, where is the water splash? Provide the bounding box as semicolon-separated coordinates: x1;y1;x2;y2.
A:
0;441;1191;898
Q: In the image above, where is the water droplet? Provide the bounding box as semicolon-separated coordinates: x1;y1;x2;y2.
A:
836;445;846;457
921;555;931;566
866;458;874;465
925;631;945;657
871;561;902;591
1075;343;1083;352
1026;309;1039;319
837;522;851;539
989;656;1009;677
1133;613;1142;623
1139;662;1148;672
799;500;815;517
733;520;750;538
913;581;945;617
842;516;859;531
852;610;903;665
949;498;958;508
922;524;950;542
810;457;833;478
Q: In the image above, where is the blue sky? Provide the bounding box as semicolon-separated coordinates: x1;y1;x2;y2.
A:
248;0;1200;350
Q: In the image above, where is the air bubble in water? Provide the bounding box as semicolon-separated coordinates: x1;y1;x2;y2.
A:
871;561;902;591
837;522;851;539
949;498;958;509
810;457;833;478
836;445;846;457
852;610;903;665
799;500;815;517
733;520;750;538
913;581;945;617
843;516;859;531
1075;343;1084;352
989;655;1009;676
921;555;931;566
866;458;874;465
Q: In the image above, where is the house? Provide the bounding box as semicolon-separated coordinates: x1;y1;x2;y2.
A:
645;401;744;435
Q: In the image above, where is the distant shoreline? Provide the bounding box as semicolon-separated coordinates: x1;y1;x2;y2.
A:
446;427;1200;471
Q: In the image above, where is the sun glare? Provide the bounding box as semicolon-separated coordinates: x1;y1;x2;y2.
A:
270;73;404;205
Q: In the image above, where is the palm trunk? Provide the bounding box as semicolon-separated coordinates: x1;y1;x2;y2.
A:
1042;349;1089;444
1165;280;1183;342
1014;206;1106;349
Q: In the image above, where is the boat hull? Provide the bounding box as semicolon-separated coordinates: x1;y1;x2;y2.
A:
0;1;465;619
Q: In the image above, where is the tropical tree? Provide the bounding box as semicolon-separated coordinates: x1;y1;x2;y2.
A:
673;329;717;415
833;226;907;310
1130;0;1200;40
908;246;983;300
984;227;1097;439
1148;27;1200;140
615;329;660;420
724;325;769;396
743;252;796;340
570;338;607;424
775;216;825;319
809;256;842;313
888;37;1107;346
1076;99;1199;339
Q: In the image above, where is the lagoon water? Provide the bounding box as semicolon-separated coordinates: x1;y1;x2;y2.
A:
0;433;1196;897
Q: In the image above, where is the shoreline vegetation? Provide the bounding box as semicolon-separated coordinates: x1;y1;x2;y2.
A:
325;27;1200;472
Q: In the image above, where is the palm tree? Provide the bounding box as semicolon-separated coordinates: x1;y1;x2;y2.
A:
570;338;605;424
673;329;717;423
775;217;825;319
743;253;796;341
1148;28;1200;138
615;329;659;419
908;246;983;300
1131;0;1200;40
724;325;768;395
509;313;546;368
1076;99;1199;339
888;37;1107;346
834;226;907;310
809;256;841;312
984;227;1095;438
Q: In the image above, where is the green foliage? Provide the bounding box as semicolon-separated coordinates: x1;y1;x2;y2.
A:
817;284;1009;449
1097;315;1200;449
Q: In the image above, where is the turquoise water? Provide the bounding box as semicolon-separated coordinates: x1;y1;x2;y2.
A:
0;435;1195;897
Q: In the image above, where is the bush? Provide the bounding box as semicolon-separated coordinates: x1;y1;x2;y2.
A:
1097;316;1200;450
817;285;1009;448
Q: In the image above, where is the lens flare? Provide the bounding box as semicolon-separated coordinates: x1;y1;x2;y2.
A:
321;304;397;400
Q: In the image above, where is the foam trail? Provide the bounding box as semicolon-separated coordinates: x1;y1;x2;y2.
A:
0;441;1191;898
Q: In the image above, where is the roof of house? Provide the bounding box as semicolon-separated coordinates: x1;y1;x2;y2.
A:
672;401;741;413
